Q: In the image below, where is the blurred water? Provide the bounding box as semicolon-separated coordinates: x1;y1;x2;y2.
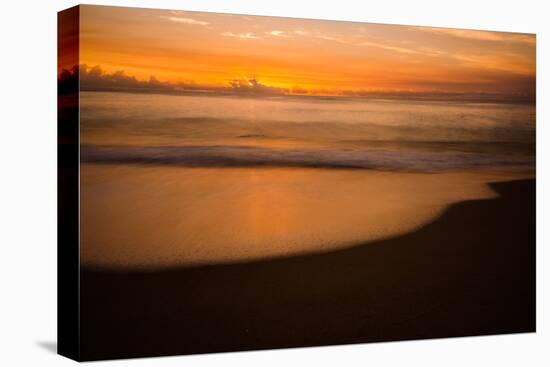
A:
79;92;535;268
80;92;535;172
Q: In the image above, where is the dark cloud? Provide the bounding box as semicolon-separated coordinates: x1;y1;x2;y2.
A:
228;77;287;95
58;65;79;95
291;86;309;95
58;64;534;103
80;64;200;93
58;64;288;96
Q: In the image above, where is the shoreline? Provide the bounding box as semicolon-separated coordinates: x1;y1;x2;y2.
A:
80;166;531;269
80;178;535;361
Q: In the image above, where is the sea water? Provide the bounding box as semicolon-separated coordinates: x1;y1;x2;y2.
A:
79;92;535;268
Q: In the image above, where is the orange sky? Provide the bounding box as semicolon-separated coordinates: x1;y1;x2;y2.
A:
77;5;536;96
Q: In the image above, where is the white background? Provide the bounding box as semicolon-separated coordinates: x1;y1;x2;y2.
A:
0;0;547;365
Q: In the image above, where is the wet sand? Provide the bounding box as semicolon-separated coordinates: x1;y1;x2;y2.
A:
80;178;535;361
80;165;530;268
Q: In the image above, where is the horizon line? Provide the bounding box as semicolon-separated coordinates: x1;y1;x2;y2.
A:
58;64;536;103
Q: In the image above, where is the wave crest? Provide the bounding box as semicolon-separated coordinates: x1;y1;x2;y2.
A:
81;145;534;172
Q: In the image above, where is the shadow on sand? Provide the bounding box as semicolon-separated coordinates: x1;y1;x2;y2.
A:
80;179;535;361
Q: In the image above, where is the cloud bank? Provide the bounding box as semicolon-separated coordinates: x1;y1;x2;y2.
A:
58;65;288;96
58;64;534;103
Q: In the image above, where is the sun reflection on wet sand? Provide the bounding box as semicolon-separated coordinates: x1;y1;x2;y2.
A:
80;164;532;269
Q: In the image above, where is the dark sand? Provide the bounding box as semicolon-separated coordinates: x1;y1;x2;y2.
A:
80;179;535;361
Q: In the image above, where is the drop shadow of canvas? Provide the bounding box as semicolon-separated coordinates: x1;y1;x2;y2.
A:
36;341;57;354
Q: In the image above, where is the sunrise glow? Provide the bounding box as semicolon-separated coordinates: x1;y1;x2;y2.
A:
75;5;535;97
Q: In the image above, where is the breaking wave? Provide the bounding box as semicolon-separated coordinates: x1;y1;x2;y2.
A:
81;144;534;172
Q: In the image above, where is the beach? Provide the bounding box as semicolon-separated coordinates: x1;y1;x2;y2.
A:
77;91;535;360
80;165;532;269
80;178;535;360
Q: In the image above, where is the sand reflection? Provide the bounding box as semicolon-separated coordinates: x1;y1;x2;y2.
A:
80;164;531;269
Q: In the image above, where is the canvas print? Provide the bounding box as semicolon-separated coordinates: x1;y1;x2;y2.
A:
58;5;536;361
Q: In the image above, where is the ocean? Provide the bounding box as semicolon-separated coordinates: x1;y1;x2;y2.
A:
79;92;535;269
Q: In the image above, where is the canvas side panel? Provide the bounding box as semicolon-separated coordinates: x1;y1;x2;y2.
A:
57;5;80;361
